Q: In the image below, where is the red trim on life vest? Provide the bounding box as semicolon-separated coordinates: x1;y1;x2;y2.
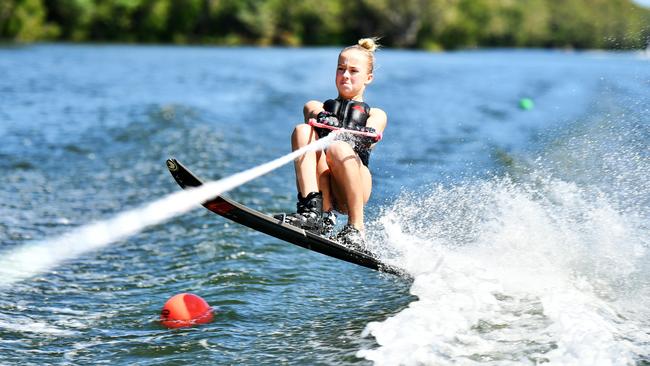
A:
352;105;367;113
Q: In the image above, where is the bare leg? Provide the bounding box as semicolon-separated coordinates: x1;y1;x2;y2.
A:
317;161;333;212
326;141;372;231
291;124;319;196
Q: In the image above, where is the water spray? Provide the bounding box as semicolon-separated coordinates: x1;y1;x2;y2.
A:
0;133;338;287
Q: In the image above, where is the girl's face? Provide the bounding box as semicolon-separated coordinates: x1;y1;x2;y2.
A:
335;50;373;100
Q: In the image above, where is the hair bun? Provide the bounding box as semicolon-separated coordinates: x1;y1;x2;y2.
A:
358;37;380;52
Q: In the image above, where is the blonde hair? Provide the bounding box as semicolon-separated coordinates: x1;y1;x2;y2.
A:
341;37;381;73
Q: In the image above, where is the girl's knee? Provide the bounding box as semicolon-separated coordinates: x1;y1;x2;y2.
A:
326;141;356;164
293;123;312;135
292;124;315;143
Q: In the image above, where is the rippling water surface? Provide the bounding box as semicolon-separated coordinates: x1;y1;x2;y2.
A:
0;45;648;365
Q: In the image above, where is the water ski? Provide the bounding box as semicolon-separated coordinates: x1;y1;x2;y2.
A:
166;158;403;276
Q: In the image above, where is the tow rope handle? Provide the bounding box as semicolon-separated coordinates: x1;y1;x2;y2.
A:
308;119;382;142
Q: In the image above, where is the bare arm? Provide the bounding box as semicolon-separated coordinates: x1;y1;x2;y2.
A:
303;100;324;122
366;108;387;133
365;108;387;147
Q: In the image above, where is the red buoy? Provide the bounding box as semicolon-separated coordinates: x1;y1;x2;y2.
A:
160;293;214;328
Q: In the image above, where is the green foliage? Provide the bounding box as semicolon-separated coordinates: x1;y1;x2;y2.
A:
1;0;59;42
546;0;649;49
0;0;648;49
43;0;94;41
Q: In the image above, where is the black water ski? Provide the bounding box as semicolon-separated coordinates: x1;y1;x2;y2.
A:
166;158;402;276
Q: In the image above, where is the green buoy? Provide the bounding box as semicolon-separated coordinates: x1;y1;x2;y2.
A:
519;98;534;110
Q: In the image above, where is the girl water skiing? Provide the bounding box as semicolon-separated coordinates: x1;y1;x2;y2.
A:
277;37;387;251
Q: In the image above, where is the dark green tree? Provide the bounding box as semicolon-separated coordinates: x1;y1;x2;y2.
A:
1;0;58;41
1;0;649;49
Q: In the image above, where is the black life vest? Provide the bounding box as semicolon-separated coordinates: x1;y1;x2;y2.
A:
321;98;372;166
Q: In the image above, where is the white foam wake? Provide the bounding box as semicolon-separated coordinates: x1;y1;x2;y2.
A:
0;134;335;287
363;177;649;365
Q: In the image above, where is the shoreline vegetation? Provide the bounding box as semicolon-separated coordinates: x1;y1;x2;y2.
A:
1;0;649;50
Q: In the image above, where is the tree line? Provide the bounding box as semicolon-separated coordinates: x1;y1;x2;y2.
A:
1;0;649;49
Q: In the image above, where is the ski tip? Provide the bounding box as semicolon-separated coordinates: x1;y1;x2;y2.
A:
166;158;179;172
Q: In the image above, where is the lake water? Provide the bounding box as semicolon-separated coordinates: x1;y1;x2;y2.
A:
0;45;648;365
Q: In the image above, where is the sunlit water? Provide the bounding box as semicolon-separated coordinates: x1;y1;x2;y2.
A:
0;45;648;365
0;131;334;287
